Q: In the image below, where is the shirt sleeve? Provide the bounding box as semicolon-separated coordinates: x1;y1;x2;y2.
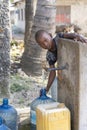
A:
57;32;64;38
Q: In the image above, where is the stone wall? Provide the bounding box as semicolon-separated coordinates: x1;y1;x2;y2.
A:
0;0;10;97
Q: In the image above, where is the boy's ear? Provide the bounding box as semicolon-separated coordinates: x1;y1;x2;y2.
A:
49;33;52;37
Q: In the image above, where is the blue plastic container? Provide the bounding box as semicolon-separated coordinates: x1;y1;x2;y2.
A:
0;98;18;130
0;117;11;130
30;88;55;126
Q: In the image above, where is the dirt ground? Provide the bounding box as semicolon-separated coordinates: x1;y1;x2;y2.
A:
10;71;48;108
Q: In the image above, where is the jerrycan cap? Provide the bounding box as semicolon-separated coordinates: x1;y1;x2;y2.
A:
3;98;8;105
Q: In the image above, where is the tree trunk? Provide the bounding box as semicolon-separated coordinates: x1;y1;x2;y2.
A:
21;0;56;76
24;0;35;47
21;0;37;74
0;0;10;98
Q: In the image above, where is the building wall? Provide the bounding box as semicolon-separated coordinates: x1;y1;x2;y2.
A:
10;4;15;25
12;0;87;34
13;0;37;33
15;1;25;33
56;0;87;34
56;0;87;5
71;3;87;34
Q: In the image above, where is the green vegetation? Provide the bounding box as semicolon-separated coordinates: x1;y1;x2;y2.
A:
10;0;14;3
18;98;25;104
10;74;32;93
11;40;18;46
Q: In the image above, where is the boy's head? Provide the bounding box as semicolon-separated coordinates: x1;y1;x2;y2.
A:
35;30;53;50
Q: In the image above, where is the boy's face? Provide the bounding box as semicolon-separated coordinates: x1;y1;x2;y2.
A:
36;32;53;50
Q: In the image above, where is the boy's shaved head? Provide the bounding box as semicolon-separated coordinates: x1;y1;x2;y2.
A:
35;30;48;42
35;29;53;50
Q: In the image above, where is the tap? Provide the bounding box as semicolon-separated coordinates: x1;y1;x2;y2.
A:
43;63;69;72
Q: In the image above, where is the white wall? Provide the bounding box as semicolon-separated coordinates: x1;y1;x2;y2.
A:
71;2;87;34
56;0;87;35
15;1;25;33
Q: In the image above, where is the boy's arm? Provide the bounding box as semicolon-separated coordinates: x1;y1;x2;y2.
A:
46;64;56;93
63;33;87;43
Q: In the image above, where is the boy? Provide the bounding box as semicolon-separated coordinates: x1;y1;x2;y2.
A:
35;30;87;93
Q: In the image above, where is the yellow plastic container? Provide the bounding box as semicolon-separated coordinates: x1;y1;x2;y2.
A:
36;102;71;130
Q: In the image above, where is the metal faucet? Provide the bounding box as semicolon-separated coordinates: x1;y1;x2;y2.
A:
43;63;69;72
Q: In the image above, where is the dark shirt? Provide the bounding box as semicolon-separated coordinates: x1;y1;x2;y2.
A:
46;33;64;66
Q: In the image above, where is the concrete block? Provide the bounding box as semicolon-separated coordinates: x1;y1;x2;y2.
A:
16;107;30;125
57;38;87;130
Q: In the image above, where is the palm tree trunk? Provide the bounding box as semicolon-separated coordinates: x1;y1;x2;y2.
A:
24;0;35;50
21;0;37;73
0;0;10;97
21;0;56;76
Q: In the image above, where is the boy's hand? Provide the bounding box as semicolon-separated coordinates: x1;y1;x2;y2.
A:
45;88;48;93
76;34;87;43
